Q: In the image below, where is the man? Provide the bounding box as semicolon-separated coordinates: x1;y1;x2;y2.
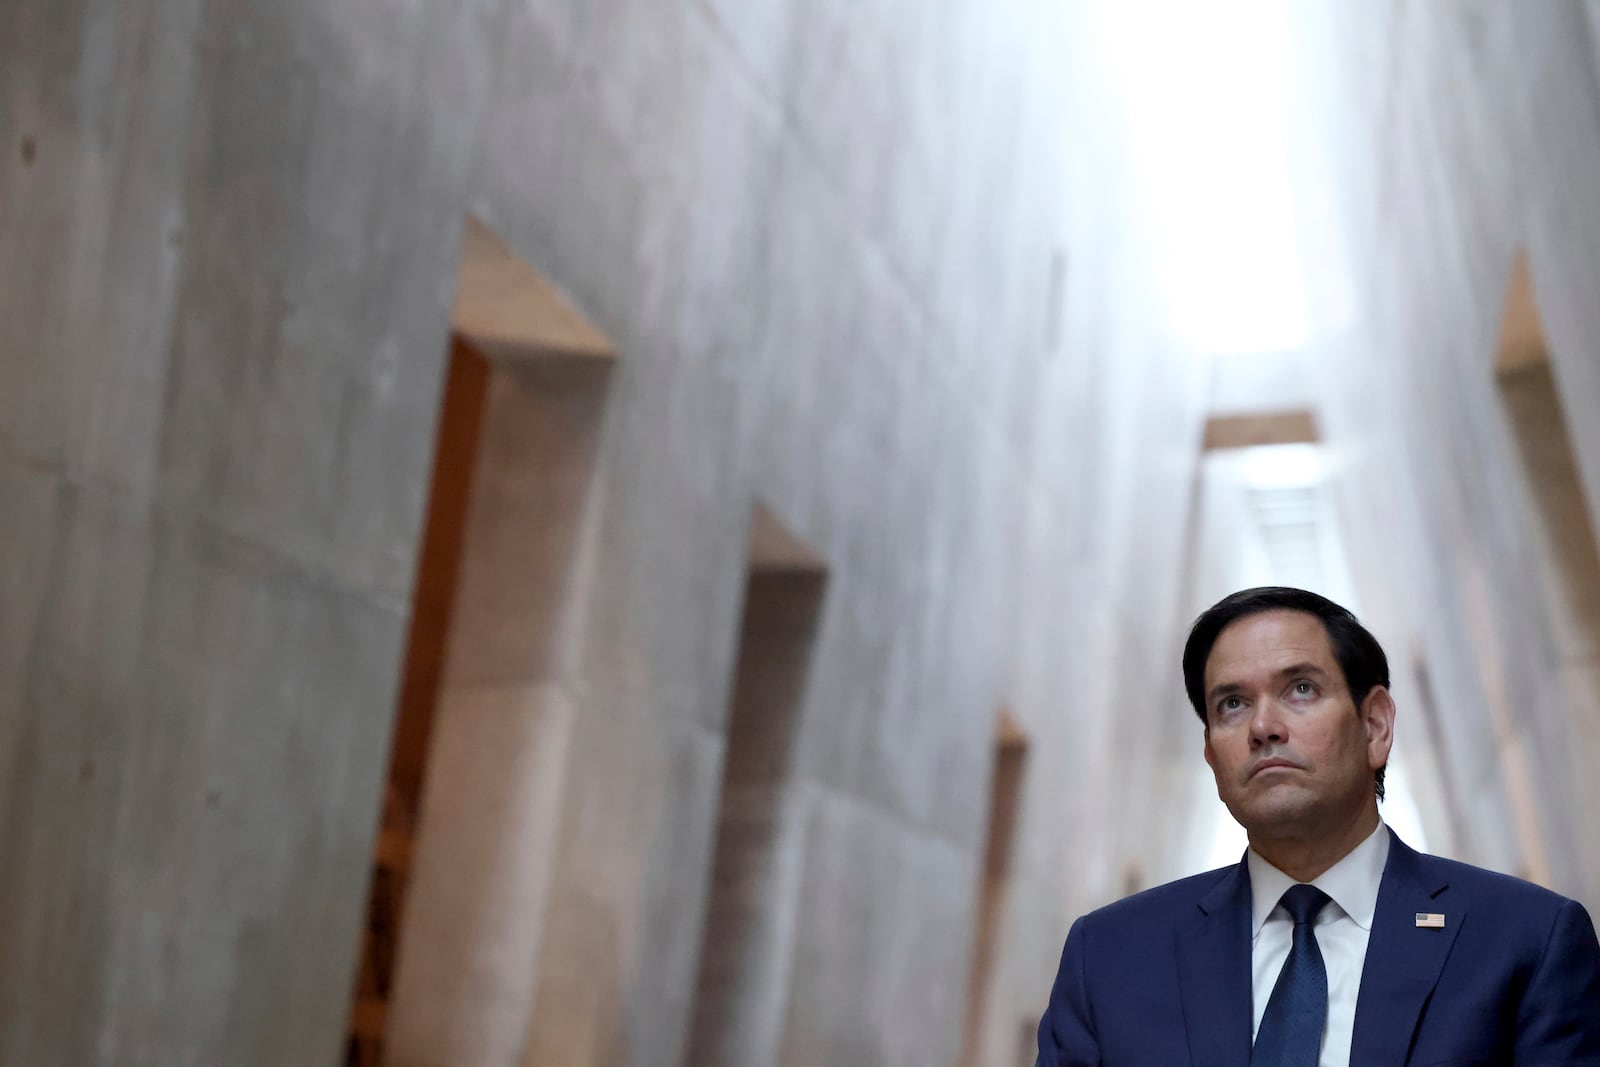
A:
1035;586;1600;1066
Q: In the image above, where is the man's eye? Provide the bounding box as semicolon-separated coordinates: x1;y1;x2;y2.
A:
1293;681;1315;696
1220;696;1243;712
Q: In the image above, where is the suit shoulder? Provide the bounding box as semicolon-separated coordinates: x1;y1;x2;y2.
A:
1079;866;1235;930
1418;852;1580;917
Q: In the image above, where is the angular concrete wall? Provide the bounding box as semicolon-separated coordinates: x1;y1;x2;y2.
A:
1302;0;1600;908
0;2;490;1063
27;0;1600;1064
0;1;1206;1065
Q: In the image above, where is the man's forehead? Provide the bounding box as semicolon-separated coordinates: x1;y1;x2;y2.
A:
1204;611;1336;682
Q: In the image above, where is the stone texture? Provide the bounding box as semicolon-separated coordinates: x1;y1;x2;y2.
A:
386;681;575;1067
1303;0;1600;907
7;1;1600;1065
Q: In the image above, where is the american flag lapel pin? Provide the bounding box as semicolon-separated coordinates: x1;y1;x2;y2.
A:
1415;912;1446;929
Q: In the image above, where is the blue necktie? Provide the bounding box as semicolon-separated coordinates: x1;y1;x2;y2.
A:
1252;884;1332;1066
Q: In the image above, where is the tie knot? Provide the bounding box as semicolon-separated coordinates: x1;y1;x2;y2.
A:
1279;884;1331;926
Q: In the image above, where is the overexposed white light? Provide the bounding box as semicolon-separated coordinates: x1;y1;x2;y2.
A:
1089;0;1311;355
1375;752;1430;853
1207;807;1249;870
1241;443;1324;489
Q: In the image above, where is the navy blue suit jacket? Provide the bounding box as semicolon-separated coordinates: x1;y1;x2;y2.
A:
1036;835;1600;1065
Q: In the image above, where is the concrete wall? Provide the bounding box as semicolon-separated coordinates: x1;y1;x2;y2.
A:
17;0;1599;1063
1302;0;1600;908
0;1;1206;1065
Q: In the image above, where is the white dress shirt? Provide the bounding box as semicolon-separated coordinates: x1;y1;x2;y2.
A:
1247;822;1390;1067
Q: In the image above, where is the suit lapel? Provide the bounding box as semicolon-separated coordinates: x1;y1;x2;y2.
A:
1177;861;1255;1066
1350;834;1463;1065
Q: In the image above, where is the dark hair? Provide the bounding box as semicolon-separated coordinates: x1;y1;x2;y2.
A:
1182;587;1390;801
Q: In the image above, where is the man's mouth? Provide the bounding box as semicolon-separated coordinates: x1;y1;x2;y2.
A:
1249;757;1302;779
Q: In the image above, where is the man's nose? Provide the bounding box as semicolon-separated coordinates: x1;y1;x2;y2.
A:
1249;700;1287;745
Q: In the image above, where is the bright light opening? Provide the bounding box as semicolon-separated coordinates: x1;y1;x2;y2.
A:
1090;0;1315;355
1242;443;1324;489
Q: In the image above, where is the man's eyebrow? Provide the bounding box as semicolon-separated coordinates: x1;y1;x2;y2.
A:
1276;662;1329;680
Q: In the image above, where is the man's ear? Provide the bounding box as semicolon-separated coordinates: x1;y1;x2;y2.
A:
1361;686;1396;769
1202;727;1216;773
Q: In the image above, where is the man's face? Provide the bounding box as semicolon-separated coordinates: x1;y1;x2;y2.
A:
1201;610;1392;839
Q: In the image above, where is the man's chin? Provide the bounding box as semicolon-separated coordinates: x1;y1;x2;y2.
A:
1229;792;1315;834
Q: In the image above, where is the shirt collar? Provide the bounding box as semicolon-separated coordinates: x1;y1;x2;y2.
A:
1246;821;1390;937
